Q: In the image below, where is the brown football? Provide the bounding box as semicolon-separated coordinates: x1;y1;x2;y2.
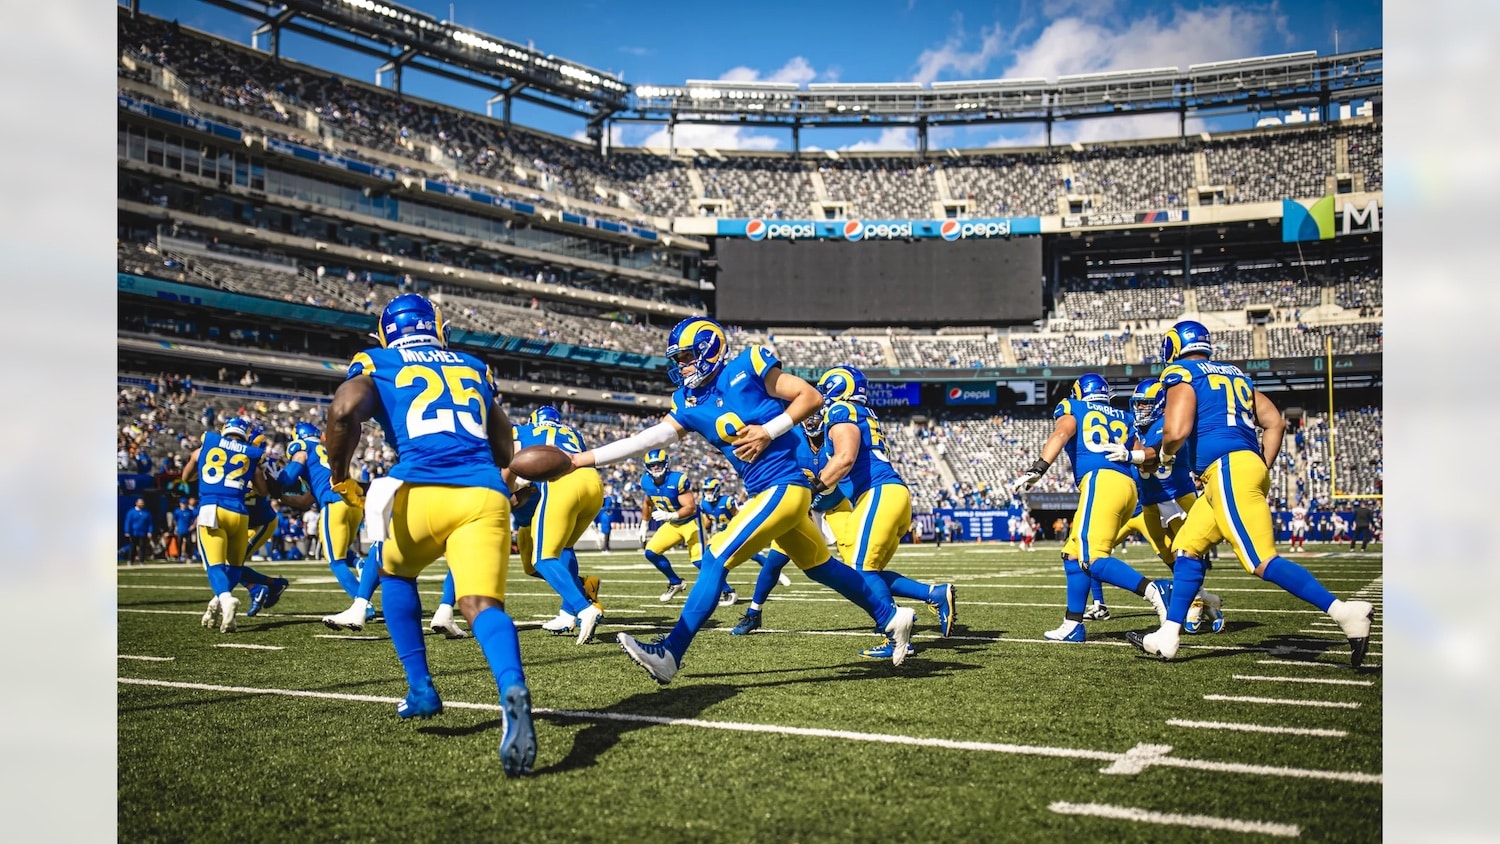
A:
510;444;575;482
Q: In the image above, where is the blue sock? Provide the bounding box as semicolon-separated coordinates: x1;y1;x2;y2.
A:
1261;556;1337;611
1090;578;1105;605
535;557;590;616
329;558;360;598
752;549;791;605
662;553;727;658
379;576;430;689
356;545;382;603
804;559;890;628
206;563;231;595
1063;558;1090;615
1167;555;1206;624
1087;556;1149;596
471;606;526;693
645;550;681;584
441;569;456;606
226;565;245;591
239;567;272;588
876;570;932;602
563;548;582;590
861;571;896;619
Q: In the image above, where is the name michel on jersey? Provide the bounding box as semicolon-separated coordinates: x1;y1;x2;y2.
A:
397;348;467;364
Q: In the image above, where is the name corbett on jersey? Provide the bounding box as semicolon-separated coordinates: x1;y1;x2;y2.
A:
398;348;467;364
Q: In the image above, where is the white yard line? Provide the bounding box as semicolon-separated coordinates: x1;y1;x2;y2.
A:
1232;675;1375;687
1047;802;1300;838
1203;694;1359;709
213;643;283;650
118;655;174;662
312;634;384;641
117;677;1380;785
1255;659;1380;669
1165;719;1347;738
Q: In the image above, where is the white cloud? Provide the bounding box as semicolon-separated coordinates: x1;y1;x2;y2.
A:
839;127;918;152
617;45;652;57
911;18;1008;84
717;56;818;86
636;122;781;151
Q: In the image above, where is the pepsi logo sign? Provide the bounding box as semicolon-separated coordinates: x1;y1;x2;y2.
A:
947;387;963;400
843;220;864;241
744;219;767;241
939;219;961;241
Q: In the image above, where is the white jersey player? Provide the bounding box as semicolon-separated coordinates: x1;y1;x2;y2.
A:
1289;505;1309;551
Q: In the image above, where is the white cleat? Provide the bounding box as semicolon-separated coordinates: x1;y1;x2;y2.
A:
717;590;738;608
777;572;792;587
1144;581;1168;626
1329;599;1375;668
658;581;687;602
322;603;367;632
540;610;577;635
428;604;468;639
574;605;604;645
883;606;917;667
1141;628;1180;660
218;596;240;634
616;633;680;685
200;597;220;630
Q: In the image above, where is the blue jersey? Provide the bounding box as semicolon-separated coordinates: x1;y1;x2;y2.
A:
1137;416;1198;505
281;438;340;507
196;431;264;515
347;346;507;494
823;400;903;498
247;490;276;527
1054;398;1137;485
668;346;814;495
1160;358;1261;472
515;421;588;454
641;471;693;525
806;432;852;512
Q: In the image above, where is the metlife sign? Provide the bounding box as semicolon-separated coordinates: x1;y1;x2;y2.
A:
720;216;1041;241
945;383;997;405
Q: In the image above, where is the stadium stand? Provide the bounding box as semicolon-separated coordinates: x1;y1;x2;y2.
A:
1053;273;1186;330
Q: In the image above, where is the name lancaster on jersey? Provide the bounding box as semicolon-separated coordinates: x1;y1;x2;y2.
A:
641;471;694;525
1138;416;1198;505
668;345;816;495
1053;397;1138;484
1160;358;1262;472
346;346;507;494
824;400;903;498
196;430;265;514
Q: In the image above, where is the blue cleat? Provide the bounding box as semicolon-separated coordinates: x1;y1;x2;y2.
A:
928;584;957;637
1042;620;1087;643
397;679;443;720
730;610;762;636
245;584;270;617
262;577;289;610
617;632;680;684
499;684;537;777
858;635;914;660
365;605;379;623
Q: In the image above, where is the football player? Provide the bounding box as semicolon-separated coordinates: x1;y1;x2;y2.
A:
1128;321;1374;666
817;366;956;658
568;318;917;683
508;406;605;644
275;421;371;628
181;418;268;633
323;293;535;775
1011;374;1167;643
638;450;735;605
240;422;291;616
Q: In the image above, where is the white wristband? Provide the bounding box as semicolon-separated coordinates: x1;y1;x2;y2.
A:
510;476;532;491
1129;449;1146;465
592;421;680;466
763;412;795;440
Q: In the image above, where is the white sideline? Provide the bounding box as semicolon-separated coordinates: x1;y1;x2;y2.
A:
313;634;383;641
117;677;1381;784
1047;802;1300;838
1165;719;1347;738
213;643;283;650
118;655;174;662
1255;659;1380;669
1204;694;1360;709
1233;675;1374;687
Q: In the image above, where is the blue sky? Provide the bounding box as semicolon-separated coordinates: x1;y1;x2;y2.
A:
126;0;1383;150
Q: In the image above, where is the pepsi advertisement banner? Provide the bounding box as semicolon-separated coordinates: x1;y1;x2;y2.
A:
716;217;1041;241
868;381;921;407
944;383;998;405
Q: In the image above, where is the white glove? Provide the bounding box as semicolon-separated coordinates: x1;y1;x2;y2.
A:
651;509;676;523
1102;442;1145;465
1159;450;1178;469
1010;471;1043;493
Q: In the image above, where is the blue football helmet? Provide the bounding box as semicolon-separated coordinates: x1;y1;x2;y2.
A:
1131;378;1166;429
1161;319;1212;363
665;318;729;389
802;408;827;438
377;293;448;350
703;478;721;498
644;449;670;479
294;422;321;441
247;422;269;449
220;417;251;440
530;405;562;426
1071;373;1112;404
817;365;868;406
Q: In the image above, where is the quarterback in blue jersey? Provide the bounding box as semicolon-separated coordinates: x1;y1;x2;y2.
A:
508;406;605;644
818;366;956;658
568;318;917;683
182;418;268;633
1011;375;1167;643
1128;321;1375;665
323;293;536;775
638;450;708;603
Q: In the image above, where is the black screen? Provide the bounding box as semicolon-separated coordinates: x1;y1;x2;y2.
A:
714;237;1042;325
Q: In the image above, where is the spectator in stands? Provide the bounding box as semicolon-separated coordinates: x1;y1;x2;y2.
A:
124;498;155;565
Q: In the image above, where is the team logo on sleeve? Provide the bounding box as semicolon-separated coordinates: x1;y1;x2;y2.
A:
745;219;767;241
842;220;864;241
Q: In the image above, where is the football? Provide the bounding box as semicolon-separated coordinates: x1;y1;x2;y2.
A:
510;444;575;482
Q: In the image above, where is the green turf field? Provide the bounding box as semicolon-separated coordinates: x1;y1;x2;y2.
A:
117;541;1381;842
